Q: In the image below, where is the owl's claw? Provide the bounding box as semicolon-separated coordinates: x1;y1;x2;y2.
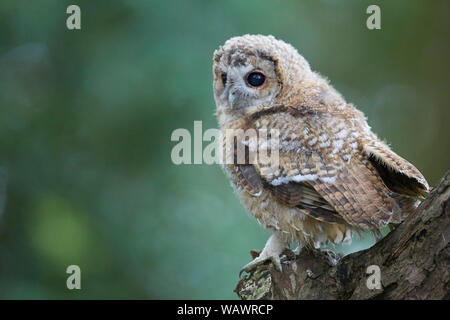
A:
239;233;286;277
239;254;282;277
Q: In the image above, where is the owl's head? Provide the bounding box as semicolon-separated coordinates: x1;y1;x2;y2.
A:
213;34;312;123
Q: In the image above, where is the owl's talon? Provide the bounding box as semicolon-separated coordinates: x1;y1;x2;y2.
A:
239;233;286;277
239;254;282;277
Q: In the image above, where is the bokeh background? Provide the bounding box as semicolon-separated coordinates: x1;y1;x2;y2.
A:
0;0;448;299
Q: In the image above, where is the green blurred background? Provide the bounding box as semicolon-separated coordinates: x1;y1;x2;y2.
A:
0;0;448;299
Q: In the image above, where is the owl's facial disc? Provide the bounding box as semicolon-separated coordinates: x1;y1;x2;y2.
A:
213;52;281;112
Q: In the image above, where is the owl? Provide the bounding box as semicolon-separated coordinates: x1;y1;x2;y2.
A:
212;35;429;274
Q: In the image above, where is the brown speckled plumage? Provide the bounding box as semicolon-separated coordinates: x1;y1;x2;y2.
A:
212;35;429;253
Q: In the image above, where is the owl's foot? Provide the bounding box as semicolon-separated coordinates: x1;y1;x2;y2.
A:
239;253;282;277
239;233;287;277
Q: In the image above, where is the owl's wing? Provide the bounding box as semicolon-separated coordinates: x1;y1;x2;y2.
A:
233;105;425;229
305;155;400;228
363;141;429;197
229;130;344;223
235;162;346;224
253;149;398;229
237;108;402;229
235;164;263;196
266;181;346;224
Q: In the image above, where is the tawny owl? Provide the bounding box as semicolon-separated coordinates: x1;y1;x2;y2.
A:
212;35;429;274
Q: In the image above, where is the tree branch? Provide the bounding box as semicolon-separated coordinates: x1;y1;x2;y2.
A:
235;171;450;300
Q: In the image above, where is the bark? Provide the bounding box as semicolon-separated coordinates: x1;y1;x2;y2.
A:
235;170;450;300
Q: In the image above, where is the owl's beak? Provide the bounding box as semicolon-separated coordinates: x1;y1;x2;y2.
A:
228;91;239;109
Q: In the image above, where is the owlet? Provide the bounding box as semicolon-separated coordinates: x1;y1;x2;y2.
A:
212;34;429;273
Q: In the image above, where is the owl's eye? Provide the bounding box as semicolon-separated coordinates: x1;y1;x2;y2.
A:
221;73;227;86
246;72;266;87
